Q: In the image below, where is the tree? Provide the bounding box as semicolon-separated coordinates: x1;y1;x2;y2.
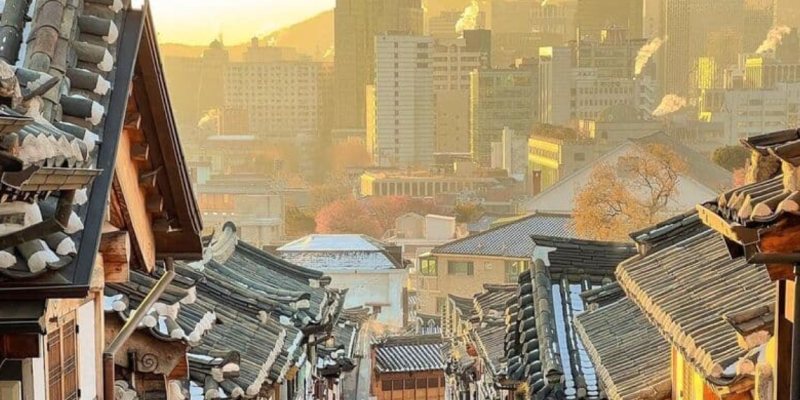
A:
285;206;316;238
310;173;355;212
454;201;484;223
315;196;441;238
712;145;750;172
315;199;383;237
573;144;687;241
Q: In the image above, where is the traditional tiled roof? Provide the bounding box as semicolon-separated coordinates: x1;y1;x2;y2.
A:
448;294;475;319
474;284;517;326
278;234;403;270
0;0;129;294
373;335;446;373
122;224;346;399
472;324;505;376
741;128;800;164
317;307;370;378
432;212;576;258
578;282;625;309
575;297;671;400
700;175;786;226
504;236;635;400
695;129;800;228
616;229;774;380
0;0;201;298
628;210;705;255
104;268;215;346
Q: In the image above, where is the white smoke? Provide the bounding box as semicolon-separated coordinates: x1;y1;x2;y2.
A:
197;109;220;131
756;25;792;54
652;94;687;117
322;45;334;59
455;0;479;36
635;37;664;76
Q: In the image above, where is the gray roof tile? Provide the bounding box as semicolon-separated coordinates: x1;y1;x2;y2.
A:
433;213;577;258
575;297;671;400
616;229;774;379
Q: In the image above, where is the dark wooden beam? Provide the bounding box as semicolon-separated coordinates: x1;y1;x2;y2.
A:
130;143;149;162
152;218;170;233
146;193;164;214
1;333;40;358
139;169;158;189
124;111;141;131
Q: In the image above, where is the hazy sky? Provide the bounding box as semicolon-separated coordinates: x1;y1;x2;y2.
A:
150;0;334;45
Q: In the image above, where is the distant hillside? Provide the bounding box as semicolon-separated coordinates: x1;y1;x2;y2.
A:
160;10;333;62
159;2;492;62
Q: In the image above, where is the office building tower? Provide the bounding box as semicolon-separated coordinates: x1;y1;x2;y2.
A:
538;46;572;125
334;0;424;132
223;41;319;140
367;35;434;167
575;0;643;39
470;62;538;166
659;0;772;96
433;31;491;153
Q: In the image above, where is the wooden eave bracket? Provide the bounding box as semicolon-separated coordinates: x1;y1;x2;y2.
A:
696;204;760;246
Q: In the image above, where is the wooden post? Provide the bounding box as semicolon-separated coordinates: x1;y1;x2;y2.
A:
99;231;130;283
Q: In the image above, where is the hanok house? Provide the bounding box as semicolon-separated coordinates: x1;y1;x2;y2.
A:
0;1;204;400
277;233;409;327
371;335;447;400
501;236;636;400
422;212;576;315
585;209;775;400
441;284;516;400
695;128;800;400
175;222;351;400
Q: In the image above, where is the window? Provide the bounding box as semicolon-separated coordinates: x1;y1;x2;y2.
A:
420;258;438;276
505;260;528;283
48;313;79;400
447;261;474;276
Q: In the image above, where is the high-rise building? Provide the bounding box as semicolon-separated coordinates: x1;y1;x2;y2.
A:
540;32;656;125
574;27;647;78
433;31;491;153
470;63;538;166
538;46;572;125
333;0;424;133
575;0;643;39
492;0;535;34
776;0;800;28
699;83;800;144
367;35;434;167
223;60;318;140
659;0;772;97
491;0;548;67
532;1;577;39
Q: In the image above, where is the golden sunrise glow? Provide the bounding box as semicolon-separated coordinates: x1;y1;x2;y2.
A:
150;0;334;45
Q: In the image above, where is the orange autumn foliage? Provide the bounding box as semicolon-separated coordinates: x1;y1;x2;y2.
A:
573;144;687;241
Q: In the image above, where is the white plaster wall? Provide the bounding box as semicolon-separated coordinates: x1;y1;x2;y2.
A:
326;269;408;327
425;215;455;240
77;301;97;400
21;341;44;400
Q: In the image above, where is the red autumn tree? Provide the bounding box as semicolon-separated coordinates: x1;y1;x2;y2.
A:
315;196;441;237
315;198;384;237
